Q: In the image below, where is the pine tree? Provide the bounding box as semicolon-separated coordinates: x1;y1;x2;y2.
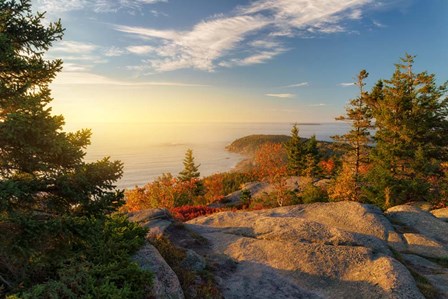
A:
179;149;201;181
0;1;149;295
303;135;319;178
333;70;373;200
285;123;303;175
366;54;448;206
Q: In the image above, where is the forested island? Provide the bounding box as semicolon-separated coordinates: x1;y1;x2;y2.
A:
1;1;448;298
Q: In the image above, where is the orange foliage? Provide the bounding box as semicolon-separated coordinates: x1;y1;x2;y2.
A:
254;143;290;206
123;173;200;212
319;159;336;176
254;143;288;183
203;173;225;204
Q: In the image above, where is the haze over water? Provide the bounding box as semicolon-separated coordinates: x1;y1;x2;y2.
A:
67;122;350;189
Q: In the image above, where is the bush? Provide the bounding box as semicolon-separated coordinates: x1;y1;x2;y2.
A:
202;172;255;204
8;214;152;298
170;206;222;222
301;183;328;204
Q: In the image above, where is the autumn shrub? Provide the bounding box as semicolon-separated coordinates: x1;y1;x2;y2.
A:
203;172;255;204
123;173;200;211
170;206;222;222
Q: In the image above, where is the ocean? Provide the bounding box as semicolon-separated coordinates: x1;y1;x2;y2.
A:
68;122;349;189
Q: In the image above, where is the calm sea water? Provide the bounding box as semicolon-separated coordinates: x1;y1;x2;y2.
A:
67;122;349;189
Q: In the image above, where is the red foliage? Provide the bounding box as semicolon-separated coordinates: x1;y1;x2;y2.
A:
170;205;222;222
319;159;336;176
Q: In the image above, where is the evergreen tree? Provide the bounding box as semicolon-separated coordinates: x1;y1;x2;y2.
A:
333;70;373;200
0;1;150;296
179;149;201;181
366;54;448;206
302;135;319;178
285;123;303;175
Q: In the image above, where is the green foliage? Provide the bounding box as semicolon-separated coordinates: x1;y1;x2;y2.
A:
240;189;252;207
179;149;201;181
333;70;373;201
285;124;304;175
221;172;255;195
0;1;150;296
300;183;328;204
285;124;320;177
8;214;152;298
365;54;448;206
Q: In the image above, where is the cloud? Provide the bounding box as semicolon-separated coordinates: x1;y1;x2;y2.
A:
51;41;97;54
34;0;167;14
116;0;373;72
53;71;206;87
238;0;371;35
220;48;286;67
339;82;356;87
285;82;309;88
127;45;155;55
373;20;387;28
117;15;271;72
62;63;92;72
104;47;125;57
308;103;327;107
265;93;295;98
150;9;168;17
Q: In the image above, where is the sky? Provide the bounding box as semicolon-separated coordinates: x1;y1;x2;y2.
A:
31;0;448;124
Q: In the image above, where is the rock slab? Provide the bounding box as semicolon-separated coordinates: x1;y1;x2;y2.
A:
188;202;423;299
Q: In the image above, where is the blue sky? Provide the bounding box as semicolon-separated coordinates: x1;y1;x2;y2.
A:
32;0;448;124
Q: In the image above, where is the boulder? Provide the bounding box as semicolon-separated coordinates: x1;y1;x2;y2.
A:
133;243;184;299
402;233;448;259
180;249;206;272
187;202;423;298
431;207;448;222
128;208;173;236
386;204;448;245
401;254;448;299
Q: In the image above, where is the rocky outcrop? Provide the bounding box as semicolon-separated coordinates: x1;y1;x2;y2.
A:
128;208;173;236
386;204;448;298
133;243;184;299
187;202;423;298
130;203;448;298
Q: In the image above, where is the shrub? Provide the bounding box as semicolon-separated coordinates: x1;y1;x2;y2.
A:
202;172;255;204
170;206;222;222
301;183;328;204
8;214;152;298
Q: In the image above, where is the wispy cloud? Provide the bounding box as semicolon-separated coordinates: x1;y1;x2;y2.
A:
116;0;373;72
52;41;97;54
285;82;309;88
126;45;155;55
35;0;167;14
117;15;270;71
339;82;356;87
104;47;125;57
220;48;286;67
265;93;295;98
53;71;206;87
308;103;327;107
373;20;387;28
62;63;92;72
